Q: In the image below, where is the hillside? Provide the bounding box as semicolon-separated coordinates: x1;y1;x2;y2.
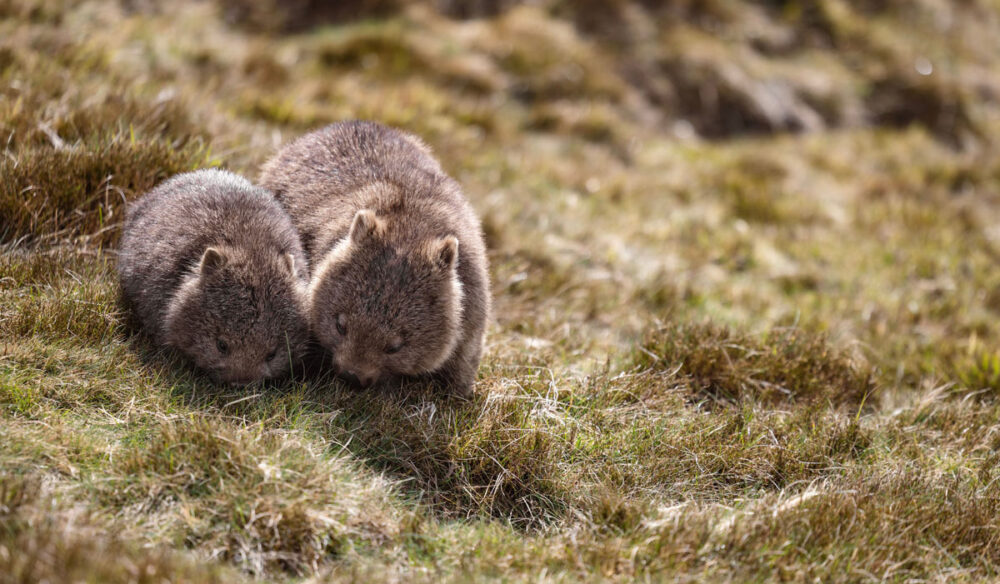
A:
3;0;1000;581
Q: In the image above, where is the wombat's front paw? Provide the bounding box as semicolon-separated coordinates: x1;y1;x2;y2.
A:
452;381;475;400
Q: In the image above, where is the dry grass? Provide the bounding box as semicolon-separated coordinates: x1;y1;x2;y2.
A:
635;322;875;406
108;416;404;576
0;43;212;244
2;0;1000;581
0;474;237;584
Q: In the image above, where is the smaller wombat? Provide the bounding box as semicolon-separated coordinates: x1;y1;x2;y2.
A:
259;121;491;396
117;169;310;384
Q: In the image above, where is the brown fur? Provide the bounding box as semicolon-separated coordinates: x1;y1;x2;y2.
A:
117;169;310;384
259;121;490;396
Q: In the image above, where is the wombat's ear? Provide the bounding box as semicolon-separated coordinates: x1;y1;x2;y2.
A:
198;247;227;276
348;209;383;243
282;253;298;279
428;235;459;271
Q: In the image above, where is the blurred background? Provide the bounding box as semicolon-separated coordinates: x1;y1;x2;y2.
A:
3;0;1000;399
216;0;996;145
4;0;1000;385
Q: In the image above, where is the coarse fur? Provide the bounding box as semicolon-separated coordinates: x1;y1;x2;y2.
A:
259;120;490;396
117;169;311;384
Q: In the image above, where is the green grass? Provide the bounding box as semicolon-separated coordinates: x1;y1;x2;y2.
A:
3;0;1000;581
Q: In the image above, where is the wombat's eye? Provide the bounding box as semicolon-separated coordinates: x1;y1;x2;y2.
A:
335;314;347;336
266;348;278;361
385;342;403;355
216;338;229;355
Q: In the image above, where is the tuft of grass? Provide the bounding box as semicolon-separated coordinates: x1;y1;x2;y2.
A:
634;322;876;406
288;380;568;528
648;468;1000;581
713;152;817;224
0;137;210;245
956;350;1000;397
0;249;120;343
216;0;399;33
492;6;624;103
0;43;213;245
107;416;404;576
0;473;239;583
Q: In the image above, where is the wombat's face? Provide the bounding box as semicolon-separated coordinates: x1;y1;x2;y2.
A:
165;247;309;385
308;210;462;388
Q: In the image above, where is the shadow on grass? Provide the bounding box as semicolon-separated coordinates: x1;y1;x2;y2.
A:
127;329;564;529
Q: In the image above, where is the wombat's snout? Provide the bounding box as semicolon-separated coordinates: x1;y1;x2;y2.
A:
340;370;375;389
225;374;260;386
218;364;270;386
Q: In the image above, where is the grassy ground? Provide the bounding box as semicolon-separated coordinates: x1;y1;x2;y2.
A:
3;0;1000;581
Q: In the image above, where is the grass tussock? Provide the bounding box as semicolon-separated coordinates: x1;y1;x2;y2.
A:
634;322;876;406
216;0;399;33
0;43;212;245
955;350;1000;398
573;376;874;497
329;385;564;526
638;469;1000;581
1;138;210;245
0;250;119;343
109;416;403;576
515;466;1000;581
0;474;237;584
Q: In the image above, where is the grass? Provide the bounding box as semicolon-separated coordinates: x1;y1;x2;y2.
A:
0;475;237;584
634;322;875;406
0;32;213;244
2;0;1000;581
106;416;404;576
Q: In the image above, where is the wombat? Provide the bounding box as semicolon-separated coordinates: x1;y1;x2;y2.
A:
117;169;310;384
259;121;490;396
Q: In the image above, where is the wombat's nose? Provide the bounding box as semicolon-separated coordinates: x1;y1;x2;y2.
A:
340;370;362;387
341;370;374;389
224;368;262;386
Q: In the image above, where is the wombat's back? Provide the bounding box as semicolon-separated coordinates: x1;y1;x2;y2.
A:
259;120;469;258
260;120;442;202
118;169;306;343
